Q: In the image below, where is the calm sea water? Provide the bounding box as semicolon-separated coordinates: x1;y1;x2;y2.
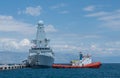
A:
0;63;120;78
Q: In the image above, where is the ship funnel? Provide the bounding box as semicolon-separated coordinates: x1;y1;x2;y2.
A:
79;52;83;60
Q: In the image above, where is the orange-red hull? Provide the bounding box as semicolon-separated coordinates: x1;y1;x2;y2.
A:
52;62;101;68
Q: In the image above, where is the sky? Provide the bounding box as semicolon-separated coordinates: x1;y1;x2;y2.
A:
0;0;120;63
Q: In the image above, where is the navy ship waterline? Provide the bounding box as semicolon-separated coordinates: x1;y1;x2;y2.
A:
27;21;54;68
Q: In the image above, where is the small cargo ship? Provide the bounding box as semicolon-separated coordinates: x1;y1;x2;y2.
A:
52;52;101;68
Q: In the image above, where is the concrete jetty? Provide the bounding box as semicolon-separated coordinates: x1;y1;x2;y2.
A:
0;64;26;70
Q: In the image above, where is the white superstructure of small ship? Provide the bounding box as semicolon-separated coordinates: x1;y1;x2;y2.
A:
27;21;54;68
71;52;92;66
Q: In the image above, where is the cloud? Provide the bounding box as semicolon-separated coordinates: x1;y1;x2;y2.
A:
85;9;120;30
0;38;31;52
82;35;101;39
60;34;101;40
19;39;31;46
85;11;108;17
51;34;101;51
0;15;13;20
49;33;120;57
0;15;35;35
83;5;95;11
51;41;120;57
50;3;69;14
52;44;78;52
101;20;120;29
45;24;57;32
51;3;67;9
98;14;120;21
88;41;120;56
19;6;42;16
0;33;119;57
0;15;57;35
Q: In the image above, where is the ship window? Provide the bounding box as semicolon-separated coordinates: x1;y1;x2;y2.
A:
32;48;50;50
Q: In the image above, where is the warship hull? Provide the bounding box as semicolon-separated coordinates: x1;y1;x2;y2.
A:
28;54;54;68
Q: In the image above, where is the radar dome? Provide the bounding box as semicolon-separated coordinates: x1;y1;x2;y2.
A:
38;20;44;24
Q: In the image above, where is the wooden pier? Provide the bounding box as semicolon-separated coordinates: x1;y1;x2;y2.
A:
0;64;27;70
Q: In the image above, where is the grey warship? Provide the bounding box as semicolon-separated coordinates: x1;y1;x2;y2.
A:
28;21;54;68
